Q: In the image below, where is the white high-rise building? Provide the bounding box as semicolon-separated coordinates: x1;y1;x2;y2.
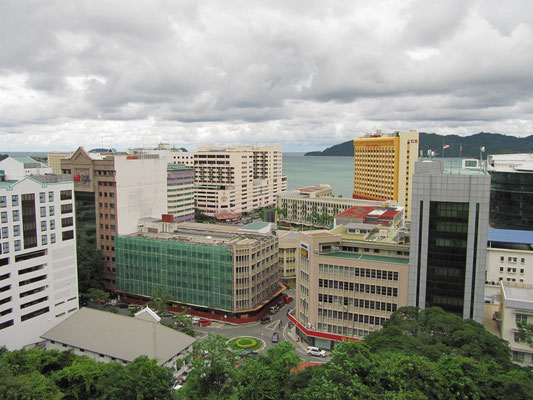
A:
0;174;78;349
191;145;287;216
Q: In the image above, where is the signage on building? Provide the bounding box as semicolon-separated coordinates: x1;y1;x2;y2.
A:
300;243;309;260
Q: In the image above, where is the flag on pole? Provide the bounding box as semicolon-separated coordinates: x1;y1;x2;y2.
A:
460;144;463;152
443;144;450;149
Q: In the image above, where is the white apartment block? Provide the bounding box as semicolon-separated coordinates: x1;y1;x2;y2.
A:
498;282;533;367
192;145;287;216
0;156;52;180
277;185;391;226
0;175;78;349
485;228;533;297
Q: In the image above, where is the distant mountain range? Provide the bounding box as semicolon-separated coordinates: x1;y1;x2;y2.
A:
304;132;533;158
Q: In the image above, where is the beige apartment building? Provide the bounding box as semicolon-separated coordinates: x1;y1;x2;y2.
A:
353;130;419;219
47;152;72;174
276;185;391;226
191;145;287;216
278;231;299;287
289;224;410;349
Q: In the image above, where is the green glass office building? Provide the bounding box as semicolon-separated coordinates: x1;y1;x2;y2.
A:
115;235;233;310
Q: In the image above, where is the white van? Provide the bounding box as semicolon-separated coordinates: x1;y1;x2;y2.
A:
306;346;326;357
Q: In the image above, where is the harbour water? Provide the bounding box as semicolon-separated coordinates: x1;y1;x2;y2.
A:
283;153;354;198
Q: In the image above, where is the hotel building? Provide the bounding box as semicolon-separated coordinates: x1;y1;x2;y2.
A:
0;174;78;349
61;148;167;291
353;130;419;219
290;218;410;349
408;160;490;322
115;220;281;320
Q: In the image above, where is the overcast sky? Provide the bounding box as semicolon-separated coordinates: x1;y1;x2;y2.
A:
2;0;533;152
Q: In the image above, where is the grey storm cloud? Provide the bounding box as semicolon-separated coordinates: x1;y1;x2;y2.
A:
1;0;533;151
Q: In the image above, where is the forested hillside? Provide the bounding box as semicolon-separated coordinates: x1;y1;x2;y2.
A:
305;132;533;158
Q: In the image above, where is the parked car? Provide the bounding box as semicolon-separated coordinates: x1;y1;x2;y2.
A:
198;318;211;327
159;311;174;318
191;316;200;325
172;382;183;391
240;350;259;358
116;302;129;308
260;316;272;324
128;304;139;310
269;306;279;315
306;346;326;358
272;332;279;343
108;299;117;306
284;296;294;304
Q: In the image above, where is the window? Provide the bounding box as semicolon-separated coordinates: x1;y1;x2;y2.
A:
512;351;525;363
516;314;528;325
40;207;46;217
50;233;56;244
41;235;47;245
12;210;19;222
11;195;18;207
60;190;72;200
61;217;73;228
1;227;8;239
1;212;7;223
521;258;525;263
0;196;6;208
40;221;47;232
61;204;73;214
514;332;525;343
39;192;46;203
49;206;55;216
499;267;504;272
48;192;54;202
2;243;9;254
500;256;504;262
50;220;55;230
62;230;74;241
14;240;21;251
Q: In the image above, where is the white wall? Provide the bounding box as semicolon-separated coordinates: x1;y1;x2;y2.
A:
114;157;168;235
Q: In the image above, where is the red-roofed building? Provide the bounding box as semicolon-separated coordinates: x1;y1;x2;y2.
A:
214;213;240;223
335;206;404;228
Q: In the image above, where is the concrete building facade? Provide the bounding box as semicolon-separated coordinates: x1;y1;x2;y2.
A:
485;229;533;297
167;164;195;223
0;175;78;349
192;145;287;216
498;281;533;367
47;152;72;174
0;156;52;180
61;148;167;291
277;185;390;227
278;231;299;288
353;130;419;219
290;223;410;349
408;160;490;322
115;221;282;319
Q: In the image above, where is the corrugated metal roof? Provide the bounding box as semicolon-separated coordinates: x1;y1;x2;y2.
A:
41;308;196;364
488;228;533;244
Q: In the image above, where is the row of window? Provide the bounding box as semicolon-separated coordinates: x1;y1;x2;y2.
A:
319;280;399;296
319;264;399;281
318;308;390;325
500;267;525;274
500;256;525;263
0;230;73;254
318;294;399;310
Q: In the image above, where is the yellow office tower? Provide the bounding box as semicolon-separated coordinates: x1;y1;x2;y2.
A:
353;130;419;219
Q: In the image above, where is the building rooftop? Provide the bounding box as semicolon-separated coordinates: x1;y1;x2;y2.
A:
133;221;274;247
331;225;409;245
41;308;196;365
324;252;410;264
488;228;533;245
240;221;272;231
11;156;40;164
502;282;533;311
